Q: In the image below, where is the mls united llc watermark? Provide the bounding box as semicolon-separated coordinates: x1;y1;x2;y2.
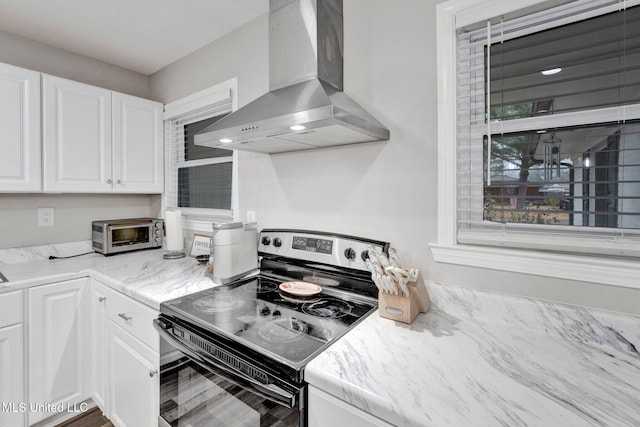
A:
2;401;89;414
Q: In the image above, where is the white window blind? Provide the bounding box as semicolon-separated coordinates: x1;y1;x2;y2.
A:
456;0;640;257
165;97;234;215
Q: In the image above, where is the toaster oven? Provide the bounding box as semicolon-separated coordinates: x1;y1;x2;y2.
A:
92;218;163;255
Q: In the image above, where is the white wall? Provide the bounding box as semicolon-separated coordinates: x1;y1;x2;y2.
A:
149;15;268;109
149;0;640;315
151;2;436;245
0;29;159;250
0;194;160;249
0;29;151;99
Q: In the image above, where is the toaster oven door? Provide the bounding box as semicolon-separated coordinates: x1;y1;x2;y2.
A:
110;224;151;247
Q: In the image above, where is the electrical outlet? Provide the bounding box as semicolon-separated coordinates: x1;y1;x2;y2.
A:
247;211;256;222
38;208;54;227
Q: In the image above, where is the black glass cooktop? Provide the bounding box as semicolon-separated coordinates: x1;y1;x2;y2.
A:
160;275;377;367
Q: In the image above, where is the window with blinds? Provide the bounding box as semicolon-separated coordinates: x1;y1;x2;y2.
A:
166;100;233;213
457;0;640;257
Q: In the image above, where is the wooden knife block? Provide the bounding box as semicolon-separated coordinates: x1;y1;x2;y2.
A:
378;278;430;324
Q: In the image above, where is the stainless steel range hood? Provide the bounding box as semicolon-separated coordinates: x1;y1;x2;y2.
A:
194;0;390;154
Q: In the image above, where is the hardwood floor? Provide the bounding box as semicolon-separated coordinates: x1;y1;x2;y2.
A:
55;407;114;427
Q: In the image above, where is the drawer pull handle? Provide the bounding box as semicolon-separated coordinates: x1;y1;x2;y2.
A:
98;296;106;303
149;369;158;378
118;313;132;321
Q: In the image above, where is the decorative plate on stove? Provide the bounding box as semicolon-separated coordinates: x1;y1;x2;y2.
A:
279;291;321;304
279;281;322;297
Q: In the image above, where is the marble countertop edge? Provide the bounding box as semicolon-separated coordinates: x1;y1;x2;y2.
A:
0;244;214;310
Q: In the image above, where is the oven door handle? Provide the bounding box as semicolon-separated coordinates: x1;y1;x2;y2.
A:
153;319;298;408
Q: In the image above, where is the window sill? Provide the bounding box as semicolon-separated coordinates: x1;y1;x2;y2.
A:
430;243;640;290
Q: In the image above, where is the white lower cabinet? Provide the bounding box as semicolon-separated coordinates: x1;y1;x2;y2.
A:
28;278;91;425
108;322;159;427
0;324;25;426
91;284;108;412
92;280;159;427
308;385;392;427
18;277;160;426
0;291;25;427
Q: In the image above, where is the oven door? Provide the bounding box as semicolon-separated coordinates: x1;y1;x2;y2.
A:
155;319;305;427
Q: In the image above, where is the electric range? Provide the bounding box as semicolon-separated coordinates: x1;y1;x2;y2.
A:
155;229;388;427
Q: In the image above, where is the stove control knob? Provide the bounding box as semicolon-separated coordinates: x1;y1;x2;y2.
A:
361;251;369;261
344;248;356;260
261;236;271;246
273;237;282;248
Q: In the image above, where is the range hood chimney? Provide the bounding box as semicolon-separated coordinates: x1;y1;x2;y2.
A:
194;0;390;154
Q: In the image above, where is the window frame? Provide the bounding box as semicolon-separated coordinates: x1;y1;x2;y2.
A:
162;78;239;232
433;0;640;290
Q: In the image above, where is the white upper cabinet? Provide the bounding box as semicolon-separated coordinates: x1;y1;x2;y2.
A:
112;92;163;193
0;63;41;192
42;74;164;194
43;74;113;192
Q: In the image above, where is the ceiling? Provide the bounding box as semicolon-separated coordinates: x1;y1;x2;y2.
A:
0;0;268;75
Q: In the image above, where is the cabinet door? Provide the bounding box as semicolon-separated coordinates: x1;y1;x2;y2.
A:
0;62;41;192
108;321;159;427
112;93;164;193
43;74;113;192
0;324;25;427
28;278;91;425
308;386;392;427
91;283;108;412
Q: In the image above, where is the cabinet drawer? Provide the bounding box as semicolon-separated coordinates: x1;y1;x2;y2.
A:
101;286;159;352
0;291;23;328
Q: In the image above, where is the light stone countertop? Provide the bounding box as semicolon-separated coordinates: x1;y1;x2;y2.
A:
305;282;640;427
0;241;216;309
3;242;639;426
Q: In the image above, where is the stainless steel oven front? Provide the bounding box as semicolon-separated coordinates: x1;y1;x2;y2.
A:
154;317;305;427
